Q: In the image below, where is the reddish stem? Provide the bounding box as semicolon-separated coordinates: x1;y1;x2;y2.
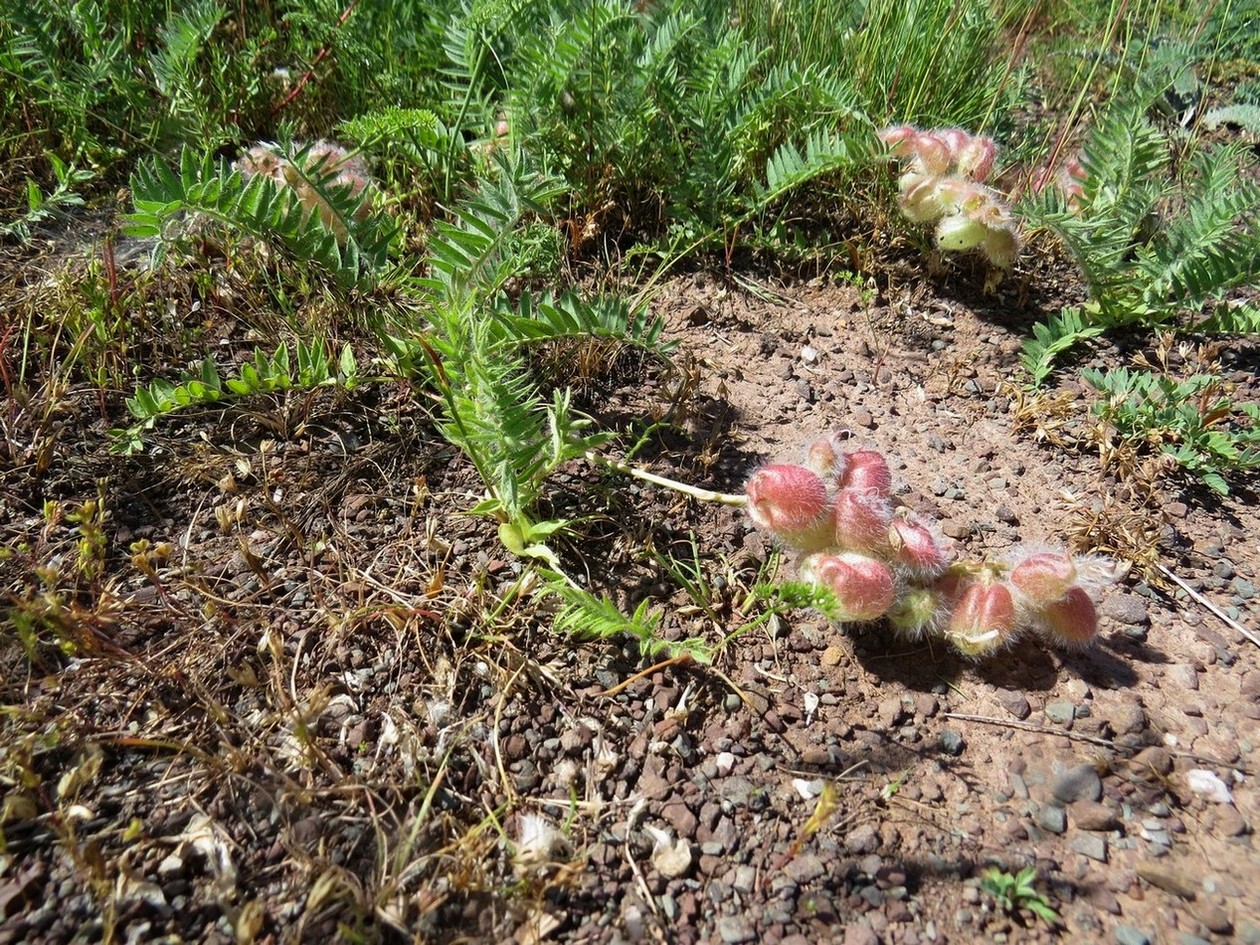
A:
271;0;362;116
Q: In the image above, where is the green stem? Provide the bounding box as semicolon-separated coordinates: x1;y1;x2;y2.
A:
585;451;747;506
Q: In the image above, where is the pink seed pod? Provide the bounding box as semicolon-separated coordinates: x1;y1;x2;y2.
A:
955;136;997;181
838;450;892;496
936;127;972;158
888;512;950;579
948;580;1018;657
936;214;987;251
833;487;893;554
804;433;844;479
746;464;828;529
912;133;952;176
802;552;895;622
235;144;286;183
745;464;834;550
878;124;920;156
887;586;943;640
1033;586;1099;648
1009;550;1078;605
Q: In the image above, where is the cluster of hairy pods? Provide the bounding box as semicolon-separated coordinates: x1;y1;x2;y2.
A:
878;124;1020;268
235;140;375;242
1032;153;1089;210
744;435;1118;659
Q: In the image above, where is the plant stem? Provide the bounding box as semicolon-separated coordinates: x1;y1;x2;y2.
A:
585;451;747;507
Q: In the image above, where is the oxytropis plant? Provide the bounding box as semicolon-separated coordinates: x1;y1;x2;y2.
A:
744;434;1118;658
878;124;1020;268
235;140;375;241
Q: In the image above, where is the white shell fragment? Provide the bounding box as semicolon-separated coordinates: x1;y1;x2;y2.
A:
1186;769;1234;804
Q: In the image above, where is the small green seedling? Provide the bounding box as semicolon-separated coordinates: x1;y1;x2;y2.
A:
979;866;1061;926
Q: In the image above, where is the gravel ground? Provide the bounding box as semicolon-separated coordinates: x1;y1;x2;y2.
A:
2;255;1258;944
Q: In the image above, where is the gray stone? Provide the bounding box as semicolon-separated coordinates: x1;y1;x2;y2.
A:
1071;834;1108;863
716;916;756;944
1115;926;1151;945
1052;764;1103;804
1238;921;1260;945
1103;595;1150;626
1177;936;1211;945
784;854;825;884
1037;804;1067;834
846;823;880;855
1044;702;1075;725
858;885;884;908
939;730;965;756
720;776;755;806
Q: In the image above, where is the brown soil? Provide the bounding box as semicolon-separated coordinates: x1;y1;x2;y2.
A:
1;241;1258;945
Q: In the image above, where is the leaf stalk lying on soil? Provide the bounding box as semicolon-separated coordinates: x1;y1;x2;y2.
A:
1156;563;1260;650
585;451;747;506
942;713;1250;773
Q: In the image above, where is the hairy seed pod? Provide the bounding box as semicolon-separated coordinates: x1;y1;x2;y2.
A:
948;580;1017;657
1034;586;1099;648
955;136;997;181
1009;550;1078;605
887;586;942;640
838;450;892;496
745;464;834;550
982;226;1021;268
833;488;893;554
802;552;895;622
936;213;987;251
889;514;949;579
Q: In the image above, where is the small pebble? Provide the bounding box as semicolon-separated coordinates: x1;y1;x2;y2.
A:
1037;804;1066;834
1196;904;1233;935
1136;862;1198;899
1102;595;1150;626
1071;801;1120;832
1071;834;1108;863
1044;702;1075;725
1115;925;1151;945
716;916;756;944
995;688;1031;720
1051;764;1103;804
